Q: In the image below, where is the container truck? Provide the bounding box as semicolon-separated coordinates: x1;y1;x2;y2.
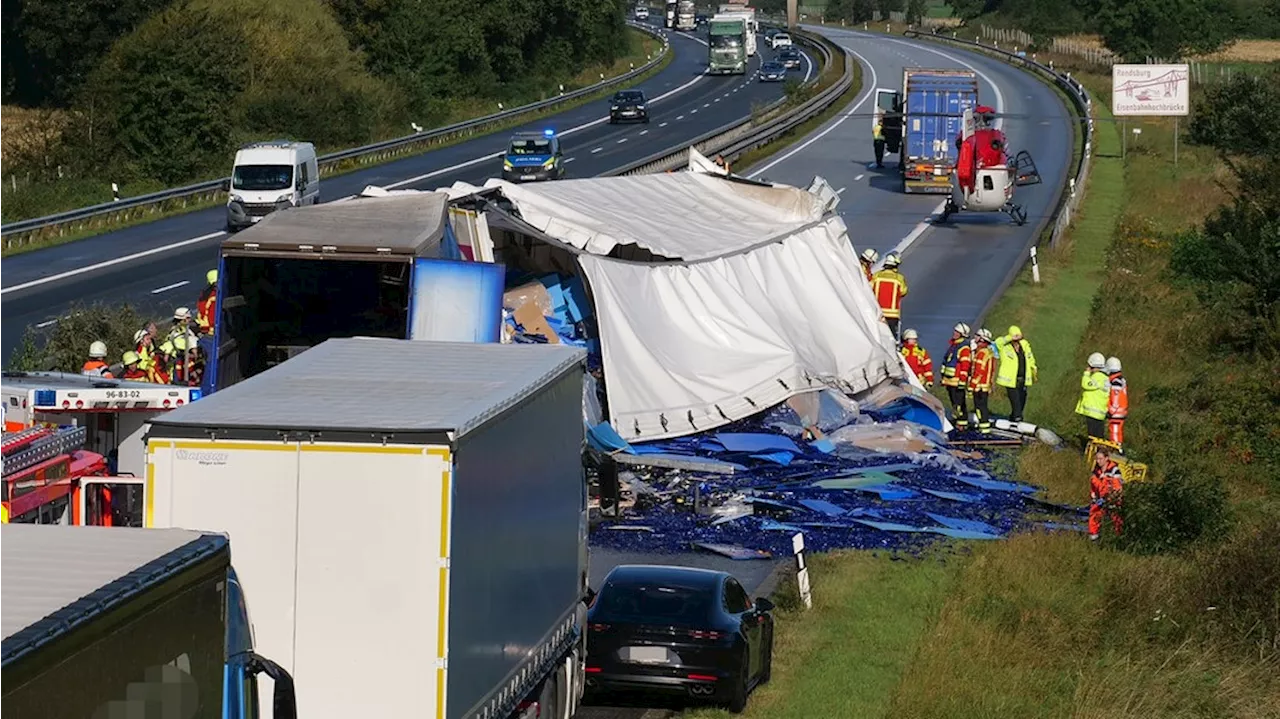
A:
209;192;504;394
675;0;696;30
144;337;590;719
877;68;979;194
716;6;758;55
1;523;294;719
664;0;676;27
709;16;749;74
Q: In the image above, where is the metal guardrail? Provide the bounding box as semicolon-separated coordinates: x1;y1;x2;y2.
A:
899;29;1094;327
1;22;672;247
603;27;851;176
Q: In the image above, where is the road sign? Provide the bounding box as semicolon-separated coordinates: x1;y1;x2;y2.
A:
1111;64;1190;117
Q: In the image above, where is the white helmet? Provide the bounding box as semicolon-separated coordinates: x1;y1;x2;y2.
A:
902;328;919;341
89;341;108;359
976;328;993;343
953;322;971;337
860;248;879;264
133;329;148;344
883;251;902;268
1087;352;1106;369
1104;356;1122;373
173;307;192;321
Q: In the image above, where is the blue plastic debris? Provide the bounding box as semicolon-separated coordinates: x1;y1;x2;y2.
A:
798;498;848;516
750;451;795;466
852;484;920;500
588;422;632;453
810;437;837;454
760;519;804;532
928;527;1003;540
692;542;773;560
925;512;1003;536
919;487;983;503
853;519;931;533
715;433;801;453
953;474;1040;493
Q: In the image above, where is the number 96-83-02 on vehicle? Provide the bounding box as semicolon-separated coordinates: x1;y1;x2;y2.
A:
501;129;566;182
585;565;775;714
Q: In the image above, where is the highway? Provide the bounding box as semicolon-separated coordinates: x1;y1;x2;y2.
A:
0;22;813;364
577;26;1072;719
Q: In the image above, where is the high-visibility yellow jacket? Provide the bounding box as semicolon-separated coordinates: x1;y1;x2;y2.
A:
995;335;1037;388
1075;369;1109;420
873;122;884;140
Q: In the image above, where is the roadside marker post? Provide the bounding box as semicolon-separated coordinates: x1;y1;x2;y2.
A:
793;532;813;610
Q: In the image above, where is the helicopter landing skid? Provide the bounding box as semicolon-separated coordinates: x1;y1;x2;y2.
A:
937;197;959;224
1004;202;1028;226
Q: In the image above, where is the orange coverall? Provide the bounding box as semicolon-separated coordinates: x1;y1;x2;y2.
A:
1107;372;1129;446
1089;459;1124;538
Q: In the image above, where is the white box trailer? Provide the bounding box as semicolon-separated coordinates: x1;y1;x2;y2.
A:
143;337;589;719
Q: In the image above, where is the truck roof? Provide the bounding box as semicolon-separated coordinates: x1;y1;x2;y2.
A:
2;370;168;392
1;524;227;663
148;337;586;442
222;192;450;257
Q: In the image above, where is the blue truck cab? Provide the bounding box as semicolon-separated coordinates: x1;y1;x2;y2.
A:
502;129;567;183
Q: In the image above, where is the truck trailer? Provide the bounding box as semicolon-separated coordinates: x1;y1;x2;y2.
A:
709;16;749;74
1;523;293;719
675;0;696;30
209;192;504;394
144;337;590;719
879;68;979;194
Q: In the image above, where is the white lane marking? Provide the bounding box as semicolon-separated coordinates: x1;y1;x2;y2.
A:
690;109;698;114
703;103;711;108
894;201;948;260
639;129;649;135
714;97;721;102
617;138;628;144
866;162;877;169
151;280;190;295
836;186;847;194
677;115;685;120
36;319;58;329
801;50;815;83
1;231;225;295
855;174;865;181
659;122;669;127
591;147;604;153
2;36;719;295
747;47;877;179
564;157;577;163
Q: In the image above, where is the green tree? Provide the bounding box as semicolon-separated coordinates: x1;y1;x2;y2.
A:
1094;0;1238;60
3;0;174;107
1188;69;1280;156
82;4;249;183
9;304;151;373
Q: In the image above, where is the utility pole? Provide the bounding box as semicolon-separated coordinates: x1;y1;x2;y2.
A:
787;0;797;29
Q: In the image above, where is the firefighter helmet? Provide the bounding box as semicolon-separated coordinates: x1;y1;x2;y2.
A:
1008;325;1023;339
207;269;218;285
860;248;879;264
902;328;919;341
1104;356;1122;373
123;351;140;365
173;307;192;321
133;329;148;344
88;341;108;359
883;252;901;268
1087;352;1106;369
976;328;993;343
952;322;971;337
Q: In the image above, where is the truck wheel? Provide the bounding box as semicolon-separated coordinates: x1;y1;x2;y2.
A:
538;670;559;719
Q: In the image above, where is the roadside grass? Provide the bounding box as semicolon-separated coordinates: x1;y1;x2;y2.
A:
0;27;666;241
674;61;1280;719
682;549;965;719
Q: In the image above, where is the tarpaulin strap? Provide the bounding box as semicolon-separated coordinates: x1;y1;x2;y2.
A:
778;378;790;391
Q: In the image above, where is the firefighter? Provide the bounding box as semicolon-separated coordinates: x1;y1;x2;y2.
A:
1076;352;1109;441
1105;356;1128;447
968;328;995;434
871;252;907;341
196;269;217;336
873;112;886;169
859;248;879;284
995;325;1037;423
900;329;934;388
940;322;972;431
121;351;147;380
170;334;196;386
149;341;174;385
83;341;114;377
1089;445;1124;540
168;307;197;345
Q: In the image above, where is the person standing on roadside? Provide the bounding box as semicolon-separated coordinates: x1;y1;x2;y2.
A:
995;325;1038;422
1089;445;1124;541
940;323;973;431
1076;352;1109;441
859;248;879;284
1105;356;1129;448
968;329;996;434
871;252;908;342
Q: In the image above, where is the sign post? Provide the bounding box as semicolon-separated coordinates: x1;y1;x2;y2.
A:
1111;64;1190;168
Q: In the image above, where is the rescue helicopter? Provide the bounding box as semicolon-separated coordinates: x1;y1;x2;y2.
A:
939;104;1043;226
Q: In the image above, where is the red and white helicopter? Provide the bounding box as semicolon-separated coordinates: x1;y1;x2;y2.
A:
939;105;1042;225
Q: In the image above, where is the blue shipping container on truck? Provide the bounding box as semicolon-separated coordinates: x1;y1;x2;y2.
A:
901;69;979;193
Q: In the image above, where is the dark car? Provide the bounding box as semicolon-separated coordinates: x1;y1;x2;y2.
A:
585;565;775;713
759;61;786;82
610;89;650;124
779;48;803;69
501;130;565;182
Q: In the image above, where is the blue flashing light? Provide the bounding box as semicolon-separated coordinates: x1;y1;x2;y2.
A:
34;389;56;407
543;128;556;137
189;389;203;402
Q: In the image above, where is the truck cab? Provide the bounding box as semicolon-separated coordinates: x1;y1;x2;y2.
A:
225;141;320;232
502;130;566;183
708;16;748;75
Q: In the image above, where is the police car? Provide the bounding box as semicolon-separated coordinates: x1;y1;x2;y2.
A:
502;129;566;183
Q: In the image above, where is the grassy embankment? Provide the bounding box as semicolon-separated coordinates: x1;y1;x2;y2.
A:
0;27;666;255
684;48;1280;719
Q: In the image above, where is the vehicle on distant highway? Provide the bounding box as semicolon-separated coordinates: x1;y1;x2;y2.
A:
759;61;786;82
585;564;775;714
708;15;748;75
502;129;567;182
664;0;677;27
779;47;802;69
610;89;651;124
769;32;792;49
675;0;696;30
224;140;318;232
634;3;649;20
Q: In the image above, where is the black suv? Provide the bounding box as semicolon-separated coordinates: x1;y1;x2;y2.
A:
609;89;650;124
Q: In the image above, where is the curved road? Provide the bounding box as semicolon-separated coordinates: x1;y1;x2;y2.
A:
0;23;814;363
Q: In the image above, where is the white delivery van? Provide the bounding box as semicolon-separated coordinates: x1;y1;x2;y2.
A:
225;140;320;232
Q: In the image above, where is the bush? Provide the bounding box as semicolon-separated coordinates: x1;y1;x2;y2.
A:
9;304;153;373
1188;69;1280;156
1194;518;1280;652
1117;470;1231;555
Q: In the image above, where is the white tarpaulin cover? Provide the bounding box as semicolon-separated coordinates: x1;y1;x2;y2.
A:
476;173;906;442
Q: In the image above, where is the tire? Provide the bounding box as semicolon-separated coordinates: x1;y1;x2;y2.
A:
759;626;774;685
726;648;751;714
538;669;559;719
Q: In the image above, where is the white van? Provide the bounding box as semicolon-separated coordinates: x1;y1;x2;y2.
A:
225;140;320;232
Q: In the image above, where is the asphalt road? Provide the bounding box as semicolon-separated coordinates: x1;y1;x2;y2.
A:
0;23;814;364
576;27;1073;719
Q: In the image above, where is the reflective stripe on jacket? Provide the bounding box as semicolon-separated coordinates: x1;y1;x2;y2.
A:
871;269;908;319
1075;369;1109;420
1090;460;1123;501
995;336;1037;388
968;345;995;392
901;343;934;385
1108;374;1129;419
940;340;971;386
